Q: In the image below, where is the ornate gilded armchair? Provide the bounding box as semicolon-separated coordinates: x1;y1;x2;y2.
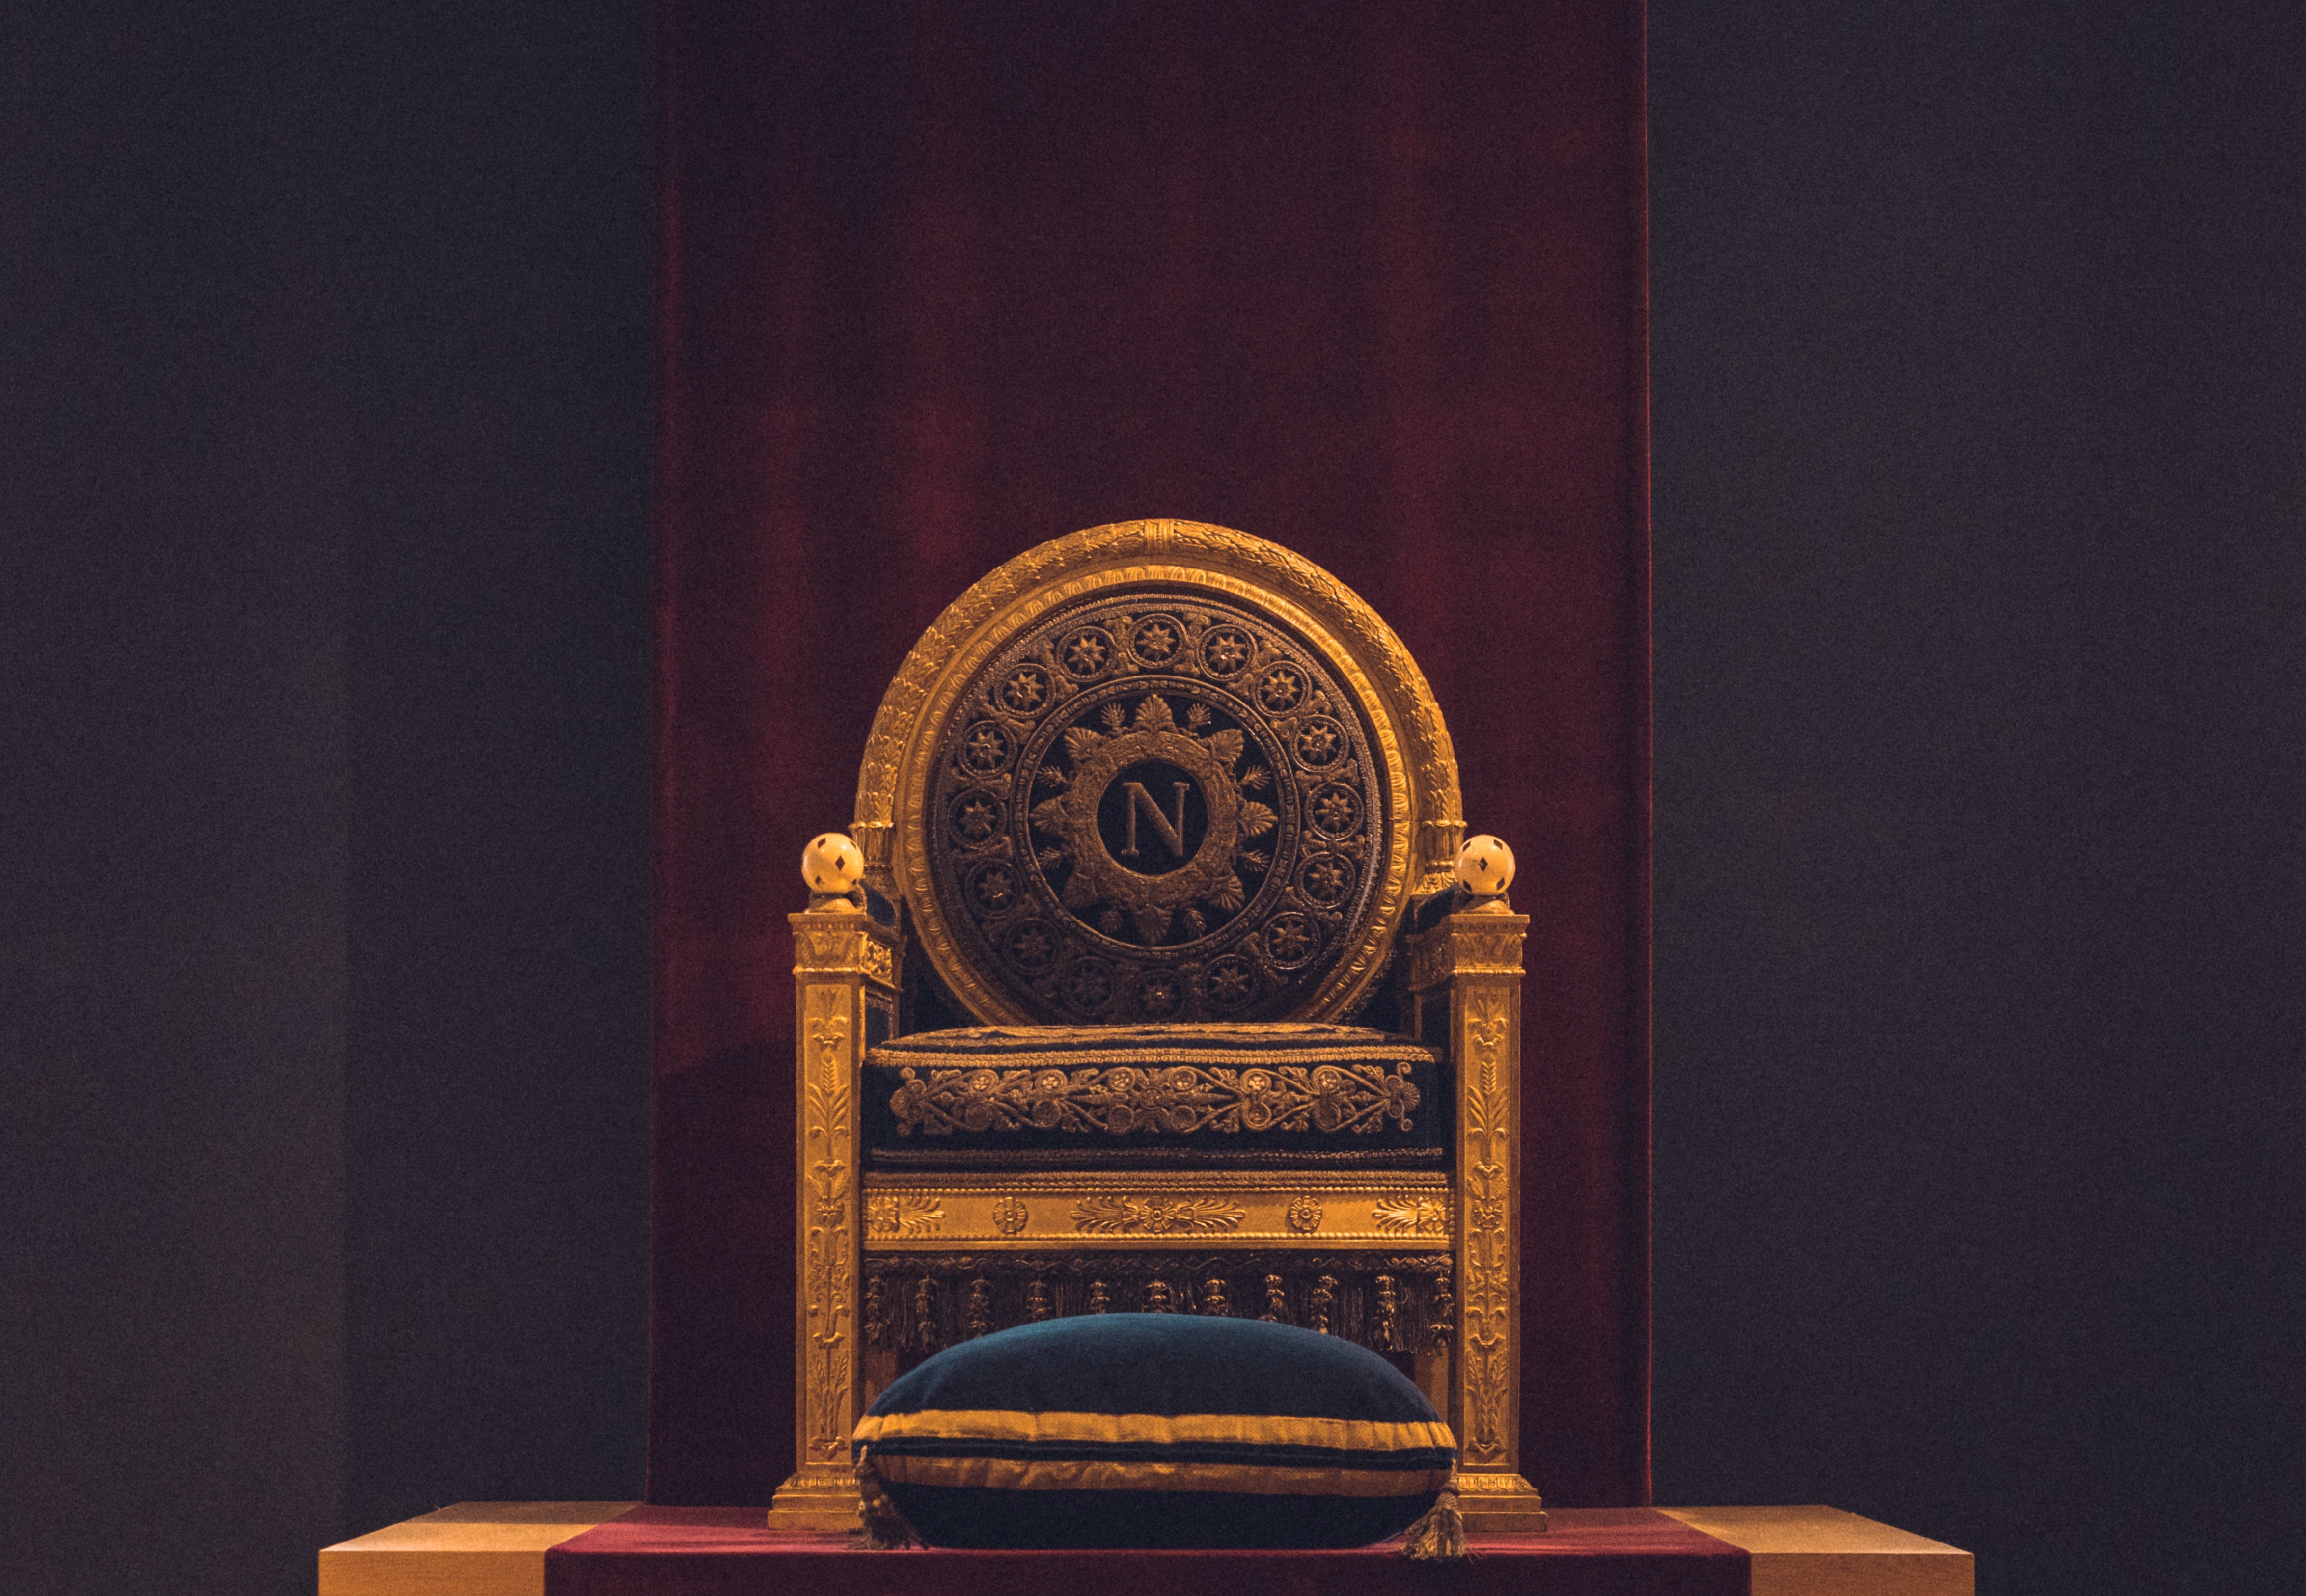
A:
768;521;1546;1533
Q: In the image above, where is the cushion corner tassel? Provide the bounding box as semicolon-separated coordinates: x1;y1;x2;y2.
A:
1398;1468;1467;1563
851;1446;922;1552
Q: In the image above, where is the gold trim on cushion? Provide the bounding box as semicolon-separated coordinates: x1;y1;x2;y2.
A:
857;1409;1454;1454
869;1454;1452;1497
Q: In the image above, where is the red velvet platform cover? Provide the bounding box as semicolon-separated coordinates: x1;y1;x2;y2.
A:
548;1511;1740;1596
653;1;1652;1506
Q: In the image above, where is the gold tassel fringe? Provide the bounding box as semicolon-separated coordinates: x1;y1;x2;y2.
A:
851;1448;921;1551
1400;1471;1468;1562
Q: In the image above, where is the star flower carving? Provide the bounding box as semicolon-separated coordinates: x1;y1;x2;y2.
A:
1065;633;1109;673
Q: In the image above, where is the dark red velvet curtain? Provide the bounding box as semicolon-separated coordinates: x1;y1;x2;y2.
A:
653;0;1651;1508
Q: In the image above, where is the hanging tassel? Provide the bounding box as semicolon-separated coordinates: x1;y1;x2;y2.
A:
851;1447;921;1551
1400;1470;1468;1563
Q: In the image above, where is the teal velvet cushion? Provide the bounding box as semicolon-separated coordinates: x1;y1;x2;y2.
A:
853;1314;1455;1549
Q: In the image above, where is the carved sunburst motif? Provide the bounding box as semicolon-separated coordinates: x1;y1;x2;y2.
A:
1026;693;1271;946
929;594;1381;1024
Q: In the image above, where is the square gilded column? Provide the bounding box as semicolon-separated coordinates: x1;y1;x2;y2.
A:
1405;900;1549;1533
765;903;901;1532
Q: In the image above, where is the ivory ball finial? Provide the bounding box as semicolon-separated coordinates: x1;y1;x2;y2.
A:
801;832;865;906
1455;835;1515;899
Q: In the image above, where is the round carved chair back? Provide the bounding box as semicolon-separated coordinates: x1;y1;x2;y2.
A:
854;521;1461;1028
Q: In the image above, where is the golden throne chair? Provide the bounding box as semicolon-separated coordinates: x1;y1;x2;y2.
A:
768;521;1547;1533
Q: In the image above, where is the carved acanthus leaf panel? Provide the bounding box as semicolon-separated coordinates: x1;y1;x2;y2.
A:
1459;985;1514;1466
800;983;855;1465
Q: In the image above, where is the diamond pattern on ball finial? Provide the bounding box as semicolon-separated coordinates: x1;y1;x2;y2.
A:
1455;835;1514;898
802;832;865;899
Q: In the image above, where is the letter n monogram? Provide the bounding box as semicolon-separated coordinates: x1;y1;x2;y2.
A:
1120;781;1189;859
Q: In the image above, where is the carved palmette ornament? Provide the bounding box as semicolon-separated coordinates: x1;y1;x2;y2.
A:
923;592;1387;1026
1071;1194;1245;1235
864;1191;945;1238
1372;1192;1450;1237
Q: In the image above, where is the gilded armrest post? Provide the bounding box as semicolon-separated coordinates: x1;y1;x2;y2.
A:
767;876;904;1533
1402;862;1548;1531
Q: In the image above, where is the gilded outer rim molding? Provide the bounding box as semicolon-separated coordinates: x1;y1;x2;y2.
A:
854;520;1462;1027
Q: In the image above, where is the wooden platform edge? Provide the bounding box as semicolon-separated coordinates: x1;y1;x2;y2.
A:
318;1503;637;1596
318;1501;1971;1596
1657;1507;1974;1596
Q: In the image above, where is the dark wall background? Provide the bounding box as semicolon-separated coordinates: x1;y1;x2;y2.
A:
1649;9;2305;1594
3;4;2297;1595
3;4;653;1593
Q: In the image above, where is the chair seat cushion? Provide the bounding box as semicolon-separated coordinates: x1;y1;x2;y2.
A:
854;1314;1455;1549
862;1023;1445;1169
